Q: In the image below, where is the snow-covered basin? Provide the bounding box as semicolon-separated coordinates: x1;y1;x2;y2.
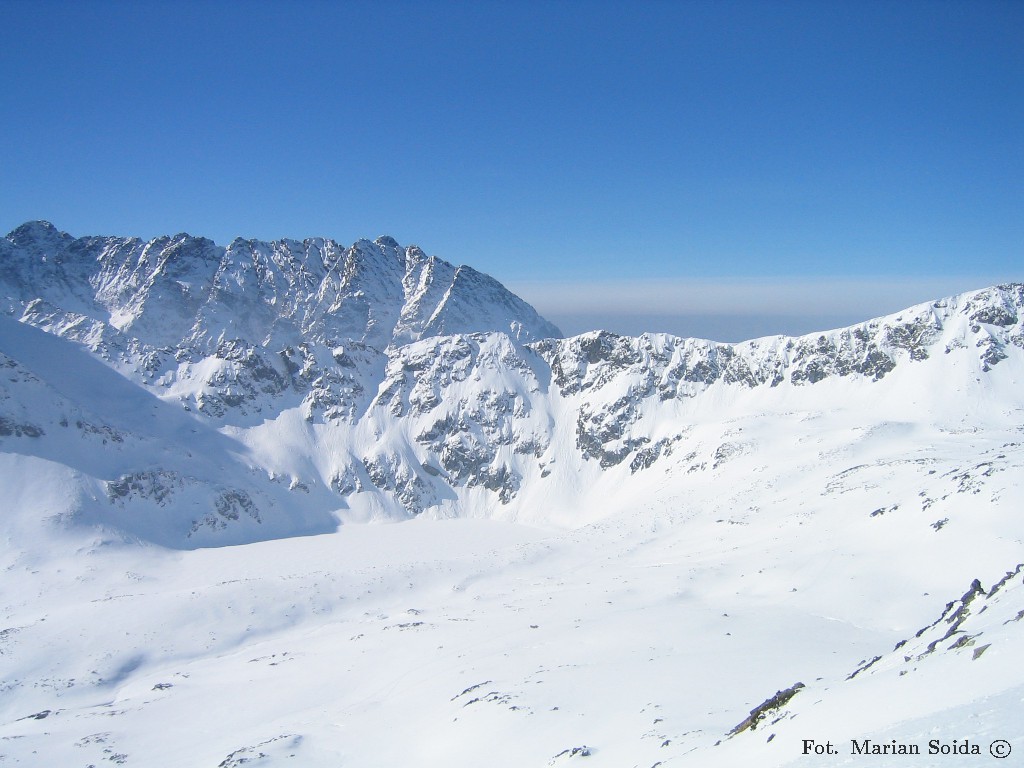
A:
2;446;1022;768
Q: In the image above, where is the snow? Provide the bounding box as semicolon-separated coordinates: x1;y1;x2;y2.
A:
3;364;1022;765
1;223;1022;766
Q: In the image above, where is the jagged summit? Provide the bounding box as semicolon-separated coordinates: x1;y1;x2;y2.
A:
0;222;563;349
5;219;73;250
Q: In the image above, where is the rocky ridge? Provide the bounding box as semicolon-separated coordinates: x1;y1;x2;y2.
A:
1;221;1022;545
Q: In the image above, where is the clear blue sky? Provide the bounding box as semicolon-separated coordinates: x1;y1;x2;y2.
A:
2;0;1021;339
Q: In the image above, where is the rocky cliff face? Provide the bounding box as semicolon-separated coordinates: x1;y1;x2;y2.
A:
1;221;1022;546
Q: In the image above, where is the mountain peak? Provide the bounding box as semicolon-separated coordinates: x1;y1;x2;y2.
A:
6;219;69;246
0;223;562;349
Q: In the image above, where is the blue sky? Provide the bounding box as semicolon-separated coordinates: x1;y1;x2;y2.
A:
2;0;1021;339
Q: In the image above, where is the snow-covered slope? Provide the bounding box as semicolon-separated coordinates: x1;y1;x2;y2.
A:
0;315;341;548
1;221;1022;766
2;371;1021;766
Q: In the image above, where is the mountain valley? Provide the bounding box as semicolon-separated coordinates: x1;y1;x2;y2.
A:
0;223;1022;767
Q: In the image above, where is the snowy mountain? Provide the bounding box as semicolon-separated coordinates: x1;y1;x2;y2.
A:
1;221;558;427
1;221;1020;545
1;222;1022;766
0;222;565;544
